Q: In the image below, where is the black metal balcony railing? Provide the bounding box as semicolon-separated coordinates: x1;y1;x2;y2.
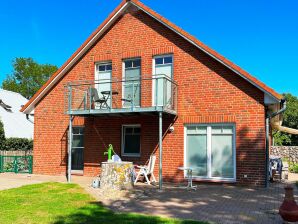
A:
64;75;178;115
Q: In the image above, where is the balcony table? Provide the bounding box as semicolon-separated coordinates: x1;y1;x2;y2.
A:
99;91;118;109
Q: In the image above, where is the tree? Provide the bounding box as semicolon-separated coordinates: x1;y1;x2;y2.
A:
2;57;58;99
273;93;298;146
0;120;5;149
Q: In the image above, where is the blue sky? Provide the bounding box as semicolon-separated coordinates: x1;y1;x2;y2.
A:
0;0;297;96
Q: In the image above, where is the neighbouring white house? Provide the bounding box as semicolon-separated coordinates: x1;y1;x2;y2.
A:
0;89;33;139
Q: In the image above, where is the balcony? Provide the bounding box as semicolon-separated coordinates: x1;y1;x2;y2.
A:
64;75;178;116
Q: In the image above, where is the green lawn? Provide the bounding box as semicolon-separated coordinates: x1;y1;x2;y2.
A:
0;182;206;224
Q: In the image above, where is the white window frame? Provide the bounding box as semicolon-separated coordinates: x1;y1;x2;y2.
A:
184;123;236;182
94;61;112;81
122;58;141;108
152;54;173;106
121;124;141;157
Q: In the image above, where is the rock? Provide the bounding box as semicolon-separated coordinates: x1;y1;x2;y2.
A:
271;146;298;164
100;161;134;190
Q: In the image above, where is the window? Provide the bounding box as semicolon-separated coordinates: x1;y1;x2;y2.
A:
123;59;141;107
97;63;112;72
72;127;84;170
185;124;235;180
122;125;141;156
153;55;173;106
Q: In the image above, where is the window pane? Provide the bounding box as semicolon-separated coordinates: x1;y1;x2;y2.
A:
125;68;140;80
134;127;141;134
71;148;84;170
125;61;132;68
125;127;133;134
223;126;233;134
72;135;84;148
164;56;172;64
212;126;233;134
72;128;80;135
133;59;141;67
155;65;172;77
106;64;112;71
98;65;106;71
211;135;233;178
155;64;172;106
79;128;84;135
155;57;163;65
124;67;141;107
186;134;207;177
187;126;207;134
124;134;140;154
212;126;222;134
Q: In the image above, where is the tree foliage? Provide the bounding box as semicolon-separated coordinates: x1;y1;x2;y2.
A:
273;93;298;146
0;120;5;149
2;57;58;99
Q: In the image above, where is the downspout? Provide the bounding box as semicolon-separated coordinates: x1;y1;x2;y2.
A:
26;114;34;124
265;99;286;187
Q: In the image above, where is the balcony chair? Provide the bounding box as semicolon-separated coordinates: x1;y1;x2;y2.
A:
90;87;109;109
134;155;157;185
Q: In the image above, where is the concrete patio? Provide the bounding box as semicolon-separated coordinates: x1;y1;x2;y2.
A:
0;173;297;224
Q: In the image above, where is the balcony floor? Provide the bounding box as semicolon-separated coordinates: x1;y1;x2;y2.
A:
66;106;177;117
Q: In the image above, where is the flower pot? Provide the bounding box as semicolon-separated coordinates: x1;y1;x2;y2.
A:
279;184;298;222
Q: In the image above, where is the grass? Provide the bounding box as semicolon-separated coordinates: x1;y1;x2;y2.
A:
0;182;206;224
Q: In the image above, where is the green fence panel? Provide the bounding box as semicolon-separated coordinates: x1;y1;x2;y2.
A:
0;156;2;173
0;155;32;174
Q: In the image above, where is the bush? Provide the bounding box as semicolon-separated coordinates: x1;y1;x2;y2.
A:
0;117;33;151
2;138;33;151
289;163;298;173
0;120;5;149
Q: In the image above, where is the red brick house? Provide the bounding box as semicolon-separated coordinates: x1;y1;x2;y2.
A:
21;0;284;186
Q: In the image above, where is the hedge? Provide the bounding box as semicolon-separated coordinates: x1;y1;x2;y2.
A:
1;138;33;151
0;120;33;151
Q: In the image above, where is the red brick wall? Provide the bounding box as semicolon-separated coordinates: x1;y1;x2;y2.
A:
33;8;266;185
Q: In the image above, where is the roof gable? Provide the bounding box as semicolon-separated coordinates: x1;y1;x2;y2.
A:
21;0;282;113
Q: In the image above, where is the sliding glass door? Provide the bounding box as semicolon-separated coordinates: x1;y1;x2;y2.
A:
185;124;235;180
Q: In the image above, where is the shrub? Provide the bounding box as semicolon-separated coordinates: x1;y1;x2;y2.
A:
0;120;5;149
3;138;33;151
289;163;298;173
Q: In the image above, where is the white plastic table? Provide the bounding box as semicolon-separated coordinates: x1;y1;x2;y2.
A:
178;167;197;190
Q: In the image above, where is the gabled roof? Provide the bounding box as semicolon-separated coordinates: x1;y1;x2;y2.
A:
21;0;282;114
0;89;34;139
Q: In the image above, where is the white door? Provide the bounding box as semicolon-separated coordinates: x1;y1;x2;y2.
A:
123;59;141;107
95;63;112;108
153;55;173;106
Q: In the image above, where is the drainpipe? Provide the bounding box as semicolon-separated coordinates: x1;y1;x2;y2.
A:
265;99;286;187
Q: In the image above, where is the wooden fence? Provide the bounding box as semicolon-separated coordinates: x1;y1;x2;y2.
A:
0;150;33;156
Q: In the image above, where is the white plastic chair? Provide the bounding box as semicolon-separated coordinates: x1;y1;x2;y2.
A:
134;155;157;185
